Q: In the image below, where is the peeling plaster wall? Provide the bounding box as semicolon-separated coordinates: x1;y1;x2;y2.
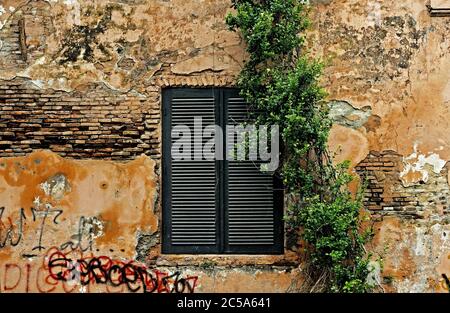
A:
0;150;160;292
0;0;449;293
0;0;298;293
0;0;244;91
314;0;450;292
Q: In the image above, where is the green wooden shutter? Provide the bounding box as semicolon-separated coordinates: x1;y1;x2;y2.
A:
224;89;283;254
163;88;283;254
162;88;220;254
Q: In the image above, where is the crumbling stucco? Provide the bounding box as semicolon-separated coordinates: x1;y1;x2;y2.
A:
0;0;298;293
0;0;244;91
0;150;159;292
0;0;449;293
313;0;450;292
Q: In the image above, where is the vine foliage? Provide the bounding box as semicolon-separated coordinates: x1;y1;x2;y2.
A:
226;0;373;292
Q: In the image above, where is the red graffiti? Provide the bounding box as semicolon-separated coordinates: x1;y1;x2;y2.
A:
4;264;21;291
45;248;198;293
0;247;198;293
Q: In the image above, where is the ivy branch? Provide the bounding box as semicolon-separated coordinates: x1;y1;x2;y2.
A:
226;0;374;293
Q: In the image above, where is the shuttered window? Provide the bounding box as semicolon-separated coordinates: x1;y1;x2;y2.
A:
162;88;283;254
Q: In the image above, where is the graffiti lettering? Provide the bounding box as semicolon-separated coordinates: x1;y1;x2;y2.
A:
3;263;21;291
46;249;198;293
59;216;102;253
442;274;450;292
31;206;63;251
0;207;26;249
0;207;62;251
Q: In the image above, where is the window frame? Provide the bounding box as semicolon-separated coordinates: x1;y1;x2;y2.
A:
162;87;284;255
427;1;450;16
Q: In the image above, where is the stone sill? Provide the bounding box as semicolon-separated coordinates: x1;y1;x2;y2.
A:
154;251;300;268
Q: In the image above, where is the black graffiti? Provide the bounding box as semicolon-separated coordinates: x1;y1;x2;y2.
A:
47;252;198;293
31;207;63;251
442;274;450;292
59;216;98;253
0;207;26;248
0;206;62;251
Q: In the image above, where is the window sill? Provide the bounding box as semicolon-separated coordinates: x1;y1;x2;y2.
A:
153;251;300;267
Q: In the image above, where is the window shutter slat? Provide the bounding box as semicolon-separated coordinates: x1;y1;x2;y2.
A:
162;89;219;253
228;161;275;246
225;93;283;253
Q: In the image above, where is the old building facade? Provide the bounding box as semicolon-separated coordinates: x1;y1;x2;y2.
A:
0;0;448;292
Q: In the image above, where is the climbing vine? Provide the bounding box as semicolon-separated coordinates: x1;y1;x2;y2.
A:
226;0;374;292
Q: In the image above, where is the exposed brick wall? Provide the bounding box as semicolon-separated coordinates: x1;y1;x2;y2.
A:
0;74;236;160
356;150;450;219
0;78;160;160
356;151;402;211
0;0;240;159
0;1;53;70
0;15;27;69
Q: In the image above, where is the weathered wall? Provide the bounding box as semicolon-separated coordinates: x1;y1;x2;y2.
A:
0;149;301;293
0;0;300;293
0;150;163;292
312;0;450;292
0;0;449;293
